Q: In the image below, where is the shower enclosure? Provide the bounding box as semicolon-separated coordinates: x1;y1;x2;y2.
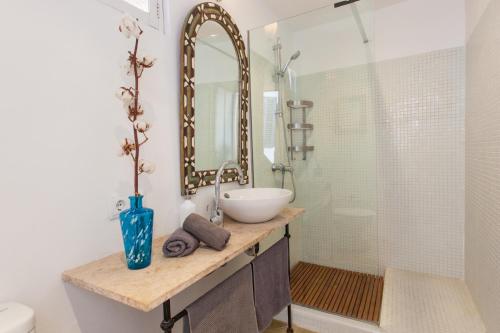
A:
249;0;381;324
250;0;466;330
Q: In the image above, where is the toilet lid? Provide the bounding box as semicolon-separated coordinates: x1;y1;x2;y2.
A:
0;303;35;333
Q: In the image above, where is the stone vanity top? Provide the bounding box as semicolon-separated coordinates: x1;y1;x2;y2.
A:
62;207;304;312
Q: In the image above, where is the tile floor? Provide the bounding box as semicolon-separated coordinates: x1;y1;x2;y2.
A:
380;268;485;333
264;320;317;333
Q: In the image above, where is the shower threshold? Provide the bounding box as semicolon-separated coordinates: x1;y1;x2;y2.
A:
291;262;384;325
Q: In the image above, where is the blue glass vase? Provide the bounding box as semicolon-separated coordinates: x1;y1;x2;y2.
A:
119;195;154;270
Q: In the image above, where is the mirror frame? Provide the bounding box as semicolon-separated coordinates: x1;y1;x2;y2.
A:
180;2;249;195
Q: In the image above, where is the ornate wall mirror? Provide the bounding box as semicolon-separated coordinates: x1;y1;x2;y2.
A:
180;2;249;195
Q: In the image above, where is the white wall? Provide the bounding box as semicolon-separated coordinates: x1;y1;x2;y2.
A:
372;0;464;64
251;0;465;76
290;0;465;75
0;0;277;332
466;0;491;40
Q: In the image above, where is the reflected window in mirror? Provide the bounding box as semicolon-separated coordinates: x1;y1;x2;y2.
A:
263;91;278;164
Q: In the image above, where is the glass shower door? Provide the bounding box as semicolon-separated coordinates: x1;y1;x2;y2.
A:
249;0;381;323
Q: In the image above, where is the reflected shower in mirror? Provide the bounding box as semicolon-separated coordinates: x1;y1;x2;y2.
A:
194;21;240;171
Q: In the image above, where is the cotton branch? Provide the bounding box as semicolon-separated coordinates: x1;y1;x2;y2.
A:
116;15;156;197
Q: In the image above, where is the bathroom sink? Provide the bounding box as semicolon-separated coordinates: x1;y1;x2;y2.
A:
220;188;292;223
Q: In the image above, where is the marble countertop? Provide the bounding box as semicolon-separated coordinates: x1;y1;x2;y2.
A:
62;207;304;312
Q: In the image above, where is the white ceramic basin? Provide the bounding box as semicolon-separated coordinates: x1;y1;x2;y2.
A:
220;188;292;223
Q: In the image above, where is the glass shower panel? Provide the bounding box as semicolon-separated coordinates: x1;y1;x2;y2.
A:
249;1;379;275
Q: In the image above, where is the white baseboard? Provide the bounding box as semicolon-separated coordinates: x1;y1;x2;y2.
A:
275;305;380;333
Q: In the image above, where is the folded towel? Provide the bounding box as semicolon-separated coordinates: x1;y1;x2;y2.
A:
252;238;291;332
183;213;231;251
186;265;258;333
162;228;200;257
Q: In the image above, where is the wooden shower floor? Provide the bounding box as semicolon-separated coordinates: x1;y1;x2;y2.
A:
290;262;384;324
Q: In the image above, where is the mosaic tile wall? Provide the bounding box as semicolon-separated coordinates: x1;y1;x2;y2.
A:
289;47;465;277
465;0;500;331
375;47;465;278
294;63;378;274
251;47;465;278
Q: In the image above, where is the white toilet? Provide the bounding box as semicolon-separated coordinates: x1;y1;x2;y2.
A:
0;303;35;333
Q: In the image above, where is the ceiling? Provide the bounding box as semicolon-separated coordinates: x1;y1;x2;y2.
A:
263;0;405;23
264;0;335;20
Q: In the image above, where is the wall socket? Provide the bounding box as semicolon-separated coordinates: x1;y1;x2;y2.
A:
108;196;128;221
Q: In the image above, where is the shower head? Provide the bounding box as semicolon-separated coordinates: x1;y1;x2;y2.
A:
279;50;301;76
290;50;301;61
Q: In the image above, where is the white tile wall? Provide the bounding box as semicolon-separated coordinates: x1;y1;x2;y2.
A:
251;45;465;278
294;64;378;274
376;48;465;278
465;0;500;331
292;48;465;277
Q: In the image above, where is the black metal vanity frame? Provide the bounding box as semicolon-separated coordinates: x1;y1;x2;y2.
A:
160;225;294;333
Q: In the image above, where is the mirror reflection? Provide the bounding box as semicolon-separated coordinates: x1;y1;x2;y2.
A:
195;21;240;171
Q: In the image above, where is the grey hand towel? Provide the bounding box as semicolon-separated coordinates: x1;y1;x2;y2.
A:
162;228;200;257
186;265;258;333
183;213;231;251
252;238;291;332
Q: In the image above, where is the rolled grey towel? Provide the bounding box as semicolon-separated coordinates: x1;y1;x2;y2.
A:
162;228;200;257
183;213;231;251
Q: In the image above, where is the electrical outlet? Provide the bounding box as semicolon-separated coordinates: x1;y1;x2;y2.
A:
109;196;128;221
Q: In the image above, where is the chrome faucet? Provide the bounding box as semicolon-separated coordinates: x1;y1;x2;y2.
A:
210;160;245;226
271;163;293;189
271;163;293;173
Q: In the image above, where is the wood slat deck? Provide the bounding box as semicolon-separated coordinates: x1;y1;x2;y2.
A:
291;262;384;324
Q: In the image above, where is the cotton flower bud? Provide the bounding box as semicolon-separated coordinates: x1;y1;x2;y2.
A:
139;160;155;174
118;15;142;39
119;138;135;156
116;88;137;115
134;120;151;133
133;103;144;117
139;55;156;68
116;88;134;104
